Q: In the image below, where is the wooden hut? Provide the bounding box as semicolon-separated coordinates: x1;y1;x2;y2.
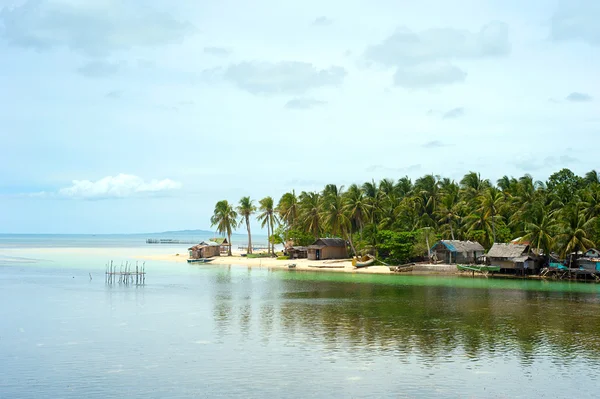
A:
577;248;600;272
286;246;308;259
307;238;348;260
210;237;231;255
188;240;220;259
431;240;485;264
486;243;540;273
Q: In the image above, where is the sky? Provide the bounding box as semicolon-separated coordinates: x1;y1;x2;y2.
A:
0;0;598;234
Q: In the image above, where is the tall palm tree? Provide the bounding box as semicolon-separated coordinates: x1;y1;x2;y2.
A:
556;204;596;260
343;184;370;238
478;187;505;243
237;196;256;255
522;203;557;256
210;200;238;256
258;196;277;255
277;190;298;229
298;191;322;238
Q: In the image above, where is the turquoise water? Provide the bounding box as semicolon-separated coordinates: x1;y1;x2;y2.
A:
1;250;600;398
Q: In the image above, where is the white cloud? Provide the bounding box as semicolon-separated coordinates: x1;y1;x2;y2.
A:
565;92;593;102
77;60;121;78
365;21;509;88
442;107;465;119
222;61;346;95
0;0;193;56
393;63;467;88
38;174;182;200
285;97;326;110
312;16;333;27
550;0;600;46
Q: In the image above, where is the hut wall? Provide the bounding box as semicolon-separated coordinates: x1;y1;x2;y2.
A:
307;248;318;260
203;246;220;258
489;259;516;269
578;259;600;272
321;246;348;259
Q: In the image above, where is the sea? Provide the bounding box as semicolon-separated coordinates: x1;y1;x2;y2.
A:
1;234;600;398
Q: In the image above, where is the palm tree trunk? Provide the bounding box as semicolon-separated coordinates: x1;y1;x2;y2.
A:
450;222;455;240
491;214;496;243
266;221;271;255
246;215;252;255
270;214;275;255
227;231;232;256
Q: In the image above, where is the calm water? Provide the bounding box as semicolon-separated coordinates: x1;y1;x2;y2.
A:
2;250;600;398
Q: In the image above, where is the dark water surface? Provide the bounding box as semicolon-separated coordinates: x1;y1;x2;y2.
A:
2;254;600;398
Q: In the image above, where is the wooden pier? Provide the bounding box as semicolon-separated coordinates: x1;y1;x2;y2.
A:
105;260;146;285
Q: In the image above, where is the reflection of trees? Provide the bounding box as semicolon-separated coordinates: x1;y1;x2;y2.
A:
212;273;600;363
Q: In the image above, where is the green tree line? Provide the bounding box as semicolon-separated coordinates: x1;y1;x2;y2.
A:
211;168;600;262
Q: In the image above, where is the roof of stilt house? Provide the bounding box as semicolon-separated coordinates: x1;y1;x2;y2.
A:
210;237;230;246
486;243;529;259
308;238;347;248
433;240;484;253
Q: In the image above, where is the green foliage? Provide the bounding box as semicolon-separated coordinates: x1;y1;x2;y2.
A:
276;256;290;260
284;229;315;246
214;168;600;262
376;230;416;264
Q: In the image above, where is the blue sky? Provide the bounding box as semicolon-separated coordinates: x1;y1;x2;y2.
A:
0;0;598;234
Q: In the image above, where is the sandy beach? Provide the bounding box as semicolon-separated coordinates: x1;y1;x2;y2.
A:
136;251;394;274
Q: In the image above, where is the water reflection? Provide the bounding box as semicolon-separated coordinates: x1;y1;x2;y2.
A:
212;270;600;366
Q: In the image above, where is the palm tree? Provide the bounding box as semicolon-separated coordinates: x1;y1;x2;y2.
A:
277;191;298;229
237;196;256;255
436;191;462;240
522;203;557;256
298;191;322;238
478;187;504;243
258;196;277;255
210;200;238;256
343;184;370;238
556;204;596;260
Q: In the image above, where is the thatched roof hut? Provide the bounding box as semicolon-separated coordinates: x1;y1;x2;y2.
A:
486;243;539;271
307;238;348;260
210;237;231;254
188;240;220;259
431;240;485;264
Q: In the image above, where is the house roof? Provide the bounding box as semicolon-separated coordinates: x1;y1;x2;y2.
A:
209;237;230;245
435;240;484;253
487;243;528;259
310;238;347;247
200;240;220;246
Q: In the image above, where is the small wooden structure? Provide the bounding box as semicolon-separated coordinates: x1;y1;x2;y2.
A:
286;246;308;259
577;248;600;273
188;240;220;259
307;238;348;260
105;260;145;285
486;243;540;273
431;240;485;264
210;237;231;255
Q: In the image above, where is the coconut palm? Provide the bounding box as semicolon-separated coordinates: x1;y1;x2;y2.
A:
298;191;322;238
343;184;370;238
522;203;557;256
210;200;238;256
478;187;505;243
237;196;256;255
257;196;277;255
277;190;298;229
555;204;596;259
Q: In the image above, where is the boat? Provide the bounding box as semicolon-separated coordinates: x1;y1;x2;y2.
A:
353;255;375;268
457;264;501;273
187;258;215;264
287;263;297;269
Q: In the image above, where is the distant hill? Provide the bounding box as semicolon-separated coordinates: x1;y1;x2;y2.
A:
146;229;259;237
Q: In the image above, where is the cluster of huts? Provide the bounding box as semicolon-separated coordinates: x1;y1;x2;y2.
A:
431;239;600;276
285;238;348;260
188;238;231;259
188;234;600;277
